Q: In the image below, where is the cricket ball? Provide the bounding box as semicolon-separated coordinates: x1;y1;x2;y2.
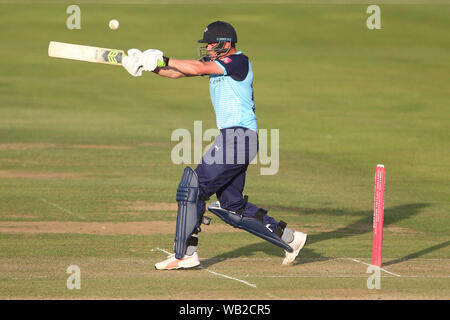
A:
109;19;119;30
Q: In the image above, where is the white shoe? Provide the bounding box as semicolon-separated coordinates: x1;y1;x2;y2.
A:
155;252;200;270
282;231;307;265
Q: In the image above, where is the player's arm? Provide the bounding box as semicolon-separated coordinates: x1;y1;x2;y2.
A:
152;59;224;79
165;59;224;76
122;48;224;78
152;66;191;79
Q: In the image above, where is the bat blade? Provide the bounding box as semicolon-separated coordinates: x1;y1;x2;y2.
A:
48;41;125;65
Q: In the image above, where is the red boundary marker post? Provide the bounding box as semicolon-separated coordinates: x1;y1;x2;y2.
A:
372;164;385;267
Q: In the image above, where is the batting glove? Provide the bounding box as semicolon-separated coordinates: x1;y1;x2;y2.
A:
122;48;143;77
140;49;169;71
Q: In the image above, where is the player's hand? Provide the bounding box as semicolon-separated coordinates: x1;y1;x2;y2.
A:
122;49;143;77
140;49;165;72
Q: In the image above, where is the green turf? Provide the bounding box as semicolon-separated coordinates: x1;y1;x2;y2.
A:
0;2;449;299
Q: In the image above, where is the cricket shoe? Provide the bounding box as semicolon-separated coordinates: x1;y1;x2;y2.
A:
155;252;200;270
282;231;307;266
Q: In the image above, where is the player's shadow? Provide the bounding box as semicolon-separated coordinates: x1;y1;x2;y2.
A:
200;203;429;268
383;240;450;267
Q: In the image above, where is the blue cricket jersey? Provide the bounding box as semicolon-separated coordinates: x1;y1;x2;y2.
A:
209;52;257;131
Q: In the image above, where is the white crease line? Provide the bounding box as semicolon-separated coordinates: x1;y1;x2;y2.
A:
349;258;402;277
199;266;257;288
264;292;280;299
155;248;257;288
156;247;172;255
40;198;85;220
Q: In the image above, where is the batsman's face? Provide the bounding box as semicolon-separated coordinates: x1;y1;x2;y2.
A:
206;43;219;58
199;42;232;62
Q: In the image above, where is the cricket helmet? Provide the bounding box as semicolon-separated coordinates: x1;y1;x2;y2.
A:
198;21;238;44
198;21;237;61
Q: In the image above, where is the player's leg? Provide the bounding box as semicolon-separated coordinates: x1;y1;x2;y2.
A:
155;167;202;270
154;134;236;270
172;163;212;260
201;127;307;260
161;130;254;266
213;167;307;265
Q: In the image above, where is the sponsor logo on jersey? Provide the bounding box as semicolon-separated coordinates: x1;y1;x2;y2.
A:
220;57;232;64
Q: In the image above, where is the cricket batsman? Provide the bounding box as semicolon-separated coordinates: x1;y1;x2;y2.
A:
122;21;307;270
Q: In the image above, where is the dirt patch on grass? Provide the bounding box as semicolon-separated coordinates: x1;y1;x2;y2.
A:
0;143;130;151
384;225;421;235
1;214;39;219
0;221;234;235
68;144;130;150
0;143;57;150
117;201;178;211
1;159;43;166
0;170;80;179
1;256;448;299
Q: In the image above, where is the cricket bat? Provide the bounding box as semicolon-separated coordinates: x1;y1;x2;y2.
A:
48;41;125;65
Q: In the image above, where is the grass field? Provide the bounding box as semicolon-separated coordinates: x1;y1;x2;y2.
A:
0;1;449;300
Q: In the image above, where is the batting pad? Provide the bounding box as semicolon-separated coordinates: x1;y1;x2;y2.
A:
174;167;200;259
208;204;293;253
